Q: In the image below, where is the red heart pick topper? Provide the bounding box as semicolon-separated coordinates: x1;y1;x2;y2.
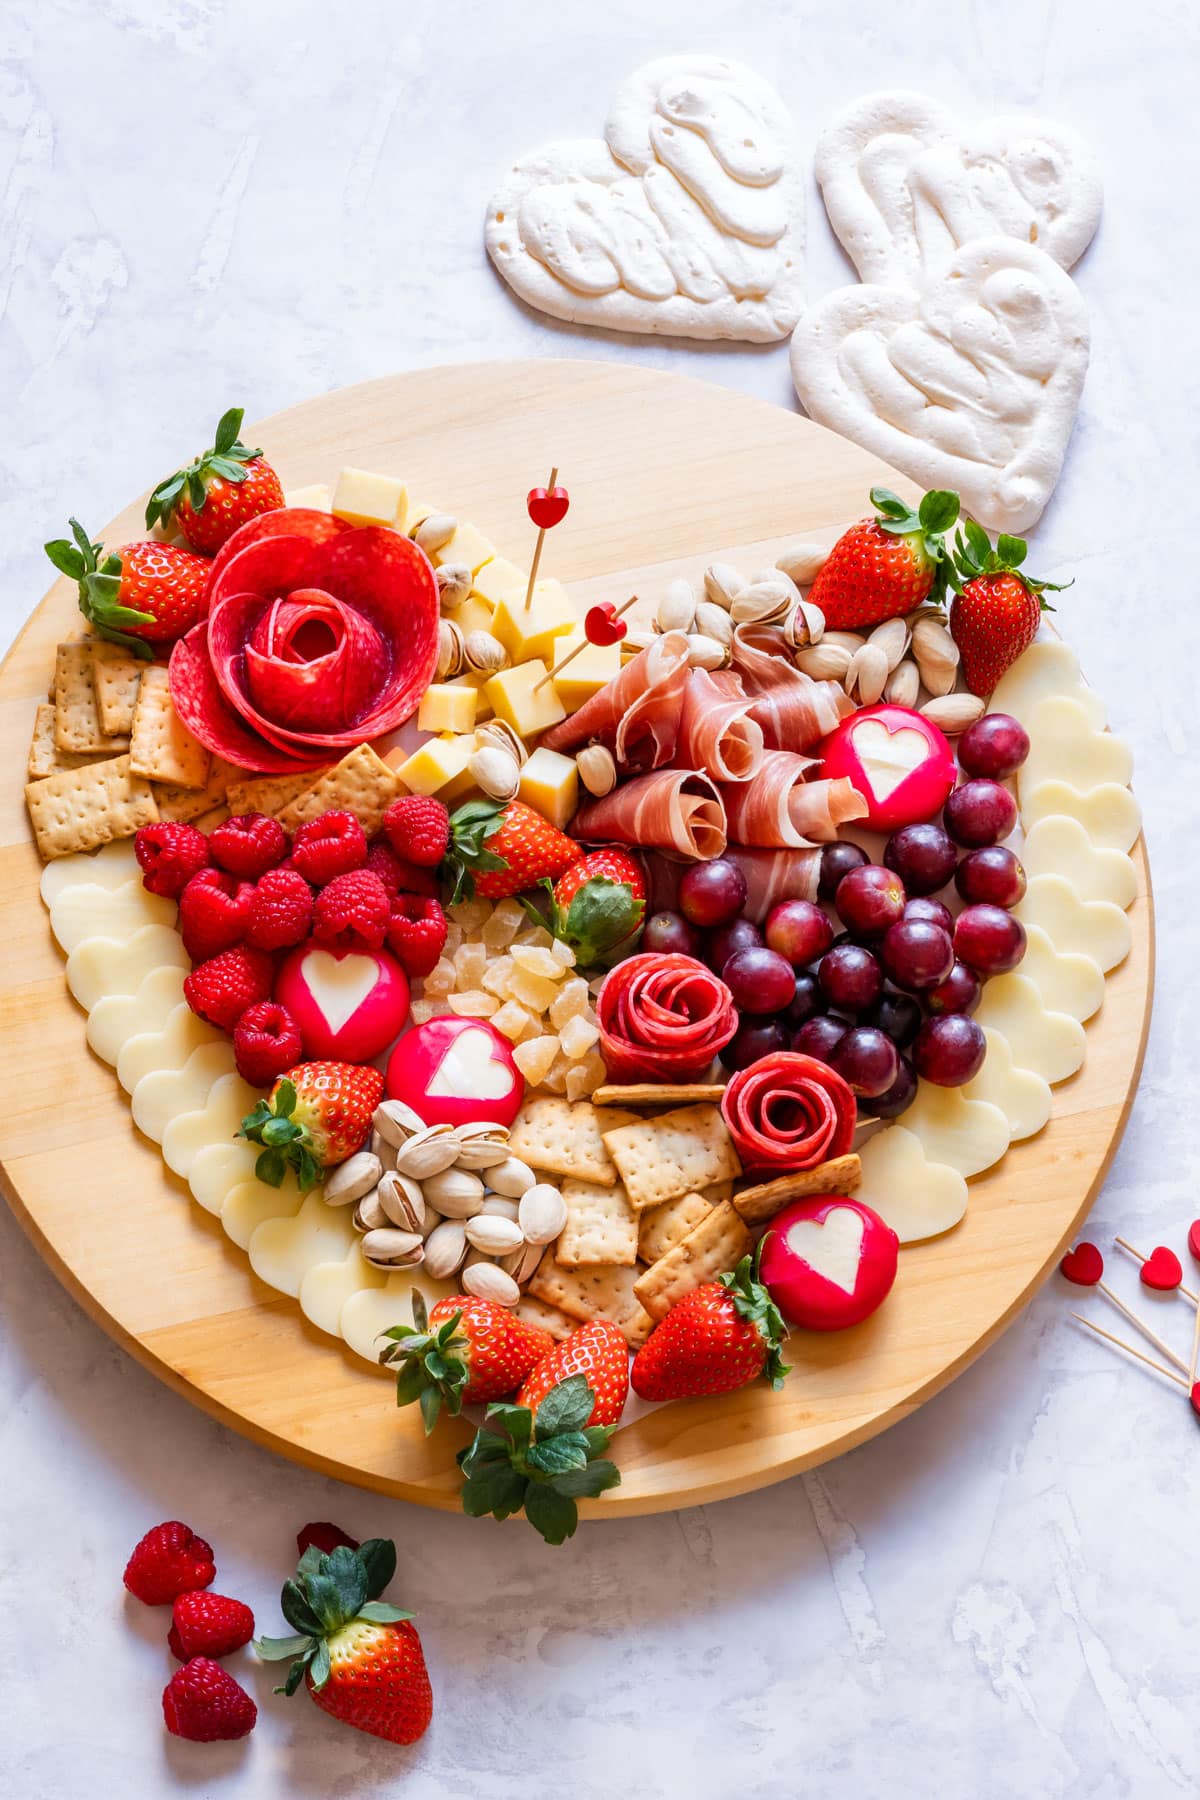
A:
1140;1245;1183;1291
527;485;569;529
1060;1241;1103;1286
585;602;627;647
1191;1382;1200;1420
1188;1220;1200;1265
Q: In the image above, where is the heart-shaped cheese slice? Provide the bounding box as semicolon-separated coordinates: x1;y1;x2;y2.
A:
784;1206;865;1292
851;719;930;801
427;1025;516;1101
302;950;381;1033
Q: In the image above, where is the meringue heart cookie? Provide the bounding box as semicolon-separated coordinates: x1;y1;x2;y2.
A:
485;54;803;343
790;237;1090;534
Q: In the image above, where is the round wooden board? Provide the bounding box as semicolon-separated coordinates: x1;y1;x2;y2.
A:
0;360;1152;1517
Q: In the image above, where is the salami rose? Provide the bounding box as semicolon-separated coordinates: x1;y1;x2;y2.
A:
721;1052;857;1173
596;952;738;1082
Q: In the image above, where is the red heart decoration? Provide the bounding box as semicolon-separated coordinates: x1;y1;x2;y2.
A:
527;485;570;529
1140;1245;1182;1291
1191;1382;1200;1419
1188;1220;1200;1265
585;602;627;647
1059;1241;1103;1286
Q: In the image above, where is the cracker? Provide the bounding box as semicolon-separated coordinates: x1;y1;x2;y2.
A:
557;1178;639;1269
638;1189;715;1266
128;664;211;789
732;1154;863;1225
91;641;143;735
225;769;329;818
602;1104;741;1211
633;1202;753;1321
25;754;158;860
593;1082;726;1107
515;1295;576;1341
153;756;235;823
27;703;105;780
54;642;129;753
276;744;403;837
507;1098;639;1187
528;1251;654;1347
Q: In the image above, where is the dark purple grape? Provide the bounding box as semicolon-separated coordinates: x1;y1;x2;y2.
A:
957;712;1030;780
719;1017;789;1072
944;778;1018;848
817;943;883;1013
818;839;869;900
643;910;700;957
859;1053;918;1119
764;899;834;968
793;1014;849;1063
903;895;954;935
925;961;982;1016
835;864;907;941
912;1014;986;1086
954;904;1026;976
678;857;748;928
883;823;957;896
704;916;762;975
723;946;797;1015
831;1025;900;1098
862;990;923;1048
955;845;1027;909
879;918;955;992
781;971;821;1031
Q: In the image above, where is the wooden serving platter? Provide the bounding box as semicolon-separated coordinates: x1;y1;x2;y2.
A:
0;361;1152;1516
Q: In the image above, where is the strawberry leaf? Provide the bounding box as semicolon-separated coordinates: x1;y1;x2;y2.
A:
917;489;960;534
357;1538;397;1600
526;1433;590;1477
523;1483;579;1545
455;1378;622;1543
254;1632;314;1661
550;1458;621;1500
534;1373;594;1437
309;1640;332;1691
357;1601;413;1624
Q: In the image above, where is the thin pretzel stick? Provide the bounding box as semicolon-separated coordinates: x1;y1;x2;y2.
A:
1098;1281;1189;1373
1070;1313;1189;1390
1113;1236;1200;1305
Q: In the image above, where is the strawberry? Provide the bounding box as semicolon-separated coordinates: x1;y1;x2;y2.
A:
516;1318;629;1426
239;1061;384;1190
233;1001;303;1087
381;795;451;867
45;520;211;653
456;1373;622;1544
312;869;391;953
529;848;646;967
630;1250;789;1402
124;1520;216;1605
134;820;210;898
385;895;447;977
145;406;284;555
444;798;582;902
163;1657;257;1741
256;1538;431;1747
184;944;274;1032
807;488;960;631
209;811;288;879
169;1590;255;1661
949;523;1067;696
379;1290;554;1431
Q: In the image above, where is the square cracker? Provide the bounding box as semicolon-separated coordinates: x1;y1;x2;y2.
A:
225;768;329;818
153;756;236;823
602;1105;741;1212
732;1154;862;1225
26;754;159;860
557;1178;639;1269
91;641;143;735
129;664;211;789
54;642;129;754
27;703;105;780
276;744;403;837
528;1251;654;1347
638;1189;715;1266
515;1295;576;1341
633;1202;753;1322
508;1098;639;1187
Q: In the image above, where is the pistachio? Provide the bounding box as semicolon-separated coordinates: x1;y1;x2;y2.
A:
476;719;527;766
453;1123;513;1169
518;1182;568;1245
502;1241;544;1284
435;562;472;609
621;629;656;658
322;1151;382;1206
419;1204;443;1240
436;618;465;680
703;562;745;609
354;1187;389;1232
693;601;733;646
393;1123;462;1179
423;1219;469;1279
795;641;853;682
361;1227;424;1269
656;579;696;635
372;1098;426;1146
919;692;986;733
822;631;868;656
846;643;890;706
464;1213;525;1256
413;511;457;554
884;659;921;708
469;743;520;801
868;617;911;673
377;1170;426;1232
463;630;507;675
422;1167;486;1217
479;1195;521;1221
369;1130;398;1172
783;598;826;651
685;633;728;671
911;615;960;698
775;542;830;586
576;743;617;798
484;1155;536;1198
461;1260;521;1306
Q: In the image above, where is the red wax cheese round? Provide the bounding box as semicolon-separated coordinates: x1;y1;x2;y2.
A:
820;704;955;831
275;939;409;1063
386;1017;524;1130
759;1196;898;1331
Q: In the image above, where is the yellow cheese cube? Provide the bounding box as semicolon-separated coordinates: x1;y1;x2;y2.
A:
394;733;478;802
405;498;439;528
284;483;331;511
436;521;496;574
550;629;620;713
472;557;528;607
518;747;579;831
491;580;578;665
332;467;408;529
455;670;494;722
448;595;496;639
417;684;478;736
485;661;567;739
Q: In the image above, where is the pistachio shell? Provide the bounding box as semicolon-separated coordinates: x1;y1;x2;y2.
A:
919;693;985;733
361;1227;424;1268
775;542;830;585
372;1099;426;1146
423;1219;469;1278
656;579;696;635
884;660;921;708
436;618;465;680
377;1170;426;1232
322;1151;382;1206
394;1125;462;1179
435;562;472;609
469;744;520;801
685;633;727;671
413;512;457;553
703;562;744;609
463;630;507;674
693;601;733;645
461;1261;521;1306
576;744;617;798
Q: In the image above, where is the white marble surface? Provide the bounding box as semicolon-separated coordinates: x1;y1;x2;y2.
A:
2;3;1197;1794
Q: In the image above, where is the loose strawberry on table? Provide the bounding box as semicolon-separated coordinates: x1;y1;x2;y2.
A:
44;519;211;654
297;1522;359;1558
124;1519;216;1606
163;1657;258;1743
169;1590;256;1662
949;523;1067;695
145;406;285;555
134;820;210;898
516;1318;629;1426
379;1290;553;1431
456;1373;622;1545
807;487;960;630
240;1062;384;1190
631;1251;789;1402
443;797;582;902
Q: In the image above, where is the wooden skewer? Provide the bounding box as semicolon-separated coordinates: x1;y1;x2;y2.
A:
1189;1295;1200;1393
1097;1280;1189;1373
1113;1235;1200;1305
1070;1313;1189;1391
535;595;640;691
523;465;558;611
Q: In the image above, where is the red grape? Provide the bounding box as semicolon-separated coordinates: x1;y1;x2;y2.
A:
818;840;869;900
765;899;834;967
955;846;1027;908
944;779;1017;848
912;1014;986;1086
925;960;982;1016
723;946;797;1014
904;895;954;935
954;904;1026;976
832;1025;900;1098
719;1018;789;1072
643;910;700;956
859;1054;917;1119
793;1014;848;1062
957;712;1030;780
883;823;957;896
704;916;762;974
879;918;955;991
678;858;748;927
817;942;883;1012
863;991;923;1048
782;971;821;1030
835;864;906;940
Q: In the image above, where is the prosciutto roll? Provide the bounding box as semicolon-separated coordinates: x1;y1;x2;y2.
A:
721;751;868;847
731;624;853;751
726;847;821;923
573;770;727;862
721;1052;857;1173
597;953;738;1083
672;669;764;783
541;631;690;770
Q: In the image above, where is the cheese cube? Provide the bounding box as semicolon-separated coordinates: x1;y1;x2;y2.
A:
436;521;496;574
472;557;528;607
417;684;477;735
550;628;620;713
332;467;408;529
491;580;578;665
485;661;567;739
455;669;494;722
448;595;497;639
518;747;579;831
393;733;478;802
284;483;331;511
405;498;439;528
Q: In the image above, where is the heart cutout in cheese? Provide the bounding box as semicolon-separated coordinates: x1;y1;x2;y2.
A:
427;1025;516;1101
851;718;930;801
990;639;1106;730
302;951;382;1033
784;1206;866;1292
855;1125;967;1244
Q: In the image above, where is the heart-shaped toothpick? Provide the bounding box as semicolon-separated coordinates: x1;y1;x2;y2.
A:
527;486;570;530
585;602;627;647
1060;1241;1103;1286
1191;1383;1200;1419
1188;1220;1200;1265
1141;1246;1184;1292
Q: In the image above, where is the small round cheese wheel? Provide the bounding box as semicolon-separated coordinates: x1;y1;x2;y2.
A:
820;704;955;831
386;1017;524;1130
759;1195;898;1331
275;939;410;1063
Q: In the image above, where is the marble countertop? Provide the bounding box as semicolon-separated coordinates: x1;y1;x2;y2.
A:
3;2;1197;1794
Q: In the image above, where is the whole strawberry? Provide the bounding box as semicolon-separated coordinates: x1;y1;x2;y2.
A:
949;523;1067;696
169;1590;255;1661
313;869;391;953
386;895;447;977
380;1289;554;1430
457;1373;622;1543
631;1251;789;1402
184;943;274;1032
210;811;288;879
239;1062;384;1189
291;810;368;884
163;1658;256;1741
124;1519;216;1606
234;1001;304;1087
537;848;646;967
145;407;284;555
444;798;582;902
808;488;960;631
256;1538;431;1747
45;520;211;653
517;1318;629;1426
134;820;210;898
382;795;451;867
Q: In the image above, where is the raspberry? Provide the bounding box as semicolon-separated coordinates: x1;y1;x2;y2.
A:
169;1590;255;1661
123;1520;216;1606
386;895;448;977
291;810;367;884
134;821;210;899
296;1521;360;1558
233;1000;302;1086
367;839;440;899
162;1658;257;1742
245;867;314;951
209;811;289;879
179;868;255;962
184;945;275;1032
382;795;450;867
312;869;391;953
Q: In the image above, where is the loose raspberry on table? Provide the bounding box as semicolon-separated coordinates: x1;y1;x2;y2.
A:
382;795;450;867
134;821;210;899
169;1590;255;1661
162;1658;257;1742
291;810;367;884
312;869;391;953
296;1521;359;1557
365;840;440;900
245;867;313;952
233;1001;303;1086
123;1520;216;1606
179;868;255;962
184;944;275;1033
386;895;448;977
209;811;289;880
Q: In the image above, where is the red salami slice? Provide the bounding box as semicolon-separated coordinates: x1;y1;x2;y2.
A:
209;507;350;583
169;625;329;773
721;1052;857;1173
596;952;738;1083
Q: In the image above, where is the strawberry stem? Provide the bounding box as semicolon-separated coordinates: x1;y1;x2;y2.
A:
456;1374;622;1543
952;521;1070;608
145;405;263;531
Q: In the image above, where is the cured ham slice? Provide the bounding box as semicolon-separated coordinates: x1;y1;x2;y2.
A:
541;631;690;770
597;953;738;1083
721;751;868;847
731;624;853;750
573;771;727;862
721;1052;857;1173
672;669;764;783
726;847;821;923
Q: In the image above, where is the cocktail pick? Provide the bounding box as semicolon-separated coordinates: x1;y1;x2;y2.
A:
1113;1235;1197;1303
523;468;569;610
1094;1280;1189;1375
1070;1313;1190;1392
1059;1241;1103;1285
535;595;640;692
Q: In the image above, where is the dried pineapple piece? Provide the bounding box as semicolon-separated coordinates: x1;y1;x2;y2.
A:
448;899;490;932
509;944;563;979
447;990;498;1018
558;1015;601;1061
482;898;524;950
510;967;561;1013
491;999;541;1043
423;958;456;997
549;976;589;1030
481;955;516;1000
454;941;489;988
550;937;576;969
512;1035;560;1086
